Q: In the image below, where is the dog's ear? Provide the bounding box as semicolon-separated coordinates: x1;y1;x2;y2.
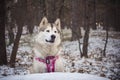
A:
55;18;61;31
39;17;48;27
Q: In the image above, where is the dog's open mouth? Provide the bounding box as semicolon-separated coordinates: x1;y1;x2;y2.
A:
46;39;55;43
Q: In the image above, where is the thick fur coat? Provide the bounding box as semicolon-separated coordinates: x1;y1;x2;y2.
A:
30;17;64;73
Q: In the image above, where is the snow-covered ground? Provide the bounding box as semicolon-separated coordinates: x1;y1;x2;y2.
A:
1;28;120;80
0;73;109;80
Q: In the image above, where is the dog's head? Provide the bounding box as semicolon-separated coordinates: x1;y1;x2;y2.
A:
35;17;61;46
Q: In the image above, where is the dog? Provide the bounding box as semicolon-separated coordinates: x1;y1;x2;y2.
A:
30;17;64;73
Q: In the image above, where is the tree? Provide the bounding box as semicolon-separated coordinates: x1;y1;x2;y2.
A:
45;0;56;22
114;0;120;31
9;0;26;67
26;0;35;34
9;25;23;67
102;0;109;57
71;0;82;41
70;0;83;57
92;0;96;29
59;0;71;29
5;0;15;46
0;0;7;65
7;23;15;45
45;0;64;23
82;0;91;58
103;25;108;57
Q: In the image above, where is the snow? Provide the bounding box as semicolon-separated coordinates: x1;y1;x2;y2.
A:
0;73;109;80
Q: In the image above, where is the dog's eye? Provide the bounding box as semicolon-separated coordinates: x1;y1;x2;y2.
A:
46;30;50;32
54;31;57;33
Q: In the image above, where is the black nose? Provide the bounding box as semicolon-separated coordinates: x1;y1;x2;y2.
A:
51;35;56;39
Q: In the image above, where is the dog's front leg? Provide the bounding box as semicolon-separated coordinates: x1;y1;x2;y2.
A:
55;56;64;72
32;60;46;73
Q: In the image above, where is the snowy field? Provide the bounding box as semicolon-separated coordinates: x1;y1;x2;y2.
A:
0;73;109;80
0;28;120;80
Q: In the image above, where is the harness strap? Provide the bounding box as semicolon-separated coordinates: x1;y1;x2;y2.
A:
35;56;59;72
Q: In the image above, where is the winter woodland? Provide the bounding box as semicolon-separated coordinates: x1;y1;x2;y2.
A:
0;0;120;80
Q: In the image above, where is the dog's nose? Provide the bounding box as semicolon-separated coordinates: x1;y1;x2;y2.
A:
51;35;56;39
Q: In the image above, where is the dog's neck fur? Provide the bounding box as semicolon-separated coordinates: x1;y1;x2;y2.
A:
33;43;61;58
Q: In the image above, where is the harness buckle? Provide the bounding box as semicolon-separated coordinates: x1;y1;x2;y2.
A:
46;59;50;64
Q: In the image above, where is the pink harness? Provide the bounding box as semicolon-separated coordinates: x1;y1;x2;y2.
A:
35;56;58;72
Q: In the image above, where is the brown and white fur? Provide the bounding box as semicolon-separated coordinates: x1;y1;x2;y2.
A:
30;17;64;73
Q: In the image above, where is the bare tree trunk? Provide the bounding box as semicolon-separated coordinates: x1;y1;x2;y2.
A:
26;0;35;34
103;25;108;57
70;0;82;57
82;0;90;58
71;0;82;41
58;0;64;18
82;27;90;58
10;26;23;67
0;0;7;65
9;0;27;67
71;0;78;41
40;0;47;17
115;0;120;31
102;0;110;57
7;26;14;45
78;34;83;57
45;0;56;22
6;1;15;45
93;0;96;30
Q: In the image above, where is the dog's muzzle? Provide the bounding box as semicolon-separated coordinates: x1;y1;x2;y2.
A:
46;35;56;43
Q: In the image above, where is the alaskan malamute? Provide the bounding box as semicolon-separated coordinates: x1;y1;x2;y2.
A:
30;17;64;73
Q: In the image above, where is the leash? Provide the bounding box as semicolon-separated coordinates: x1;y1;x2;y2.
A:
35;56;59;72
